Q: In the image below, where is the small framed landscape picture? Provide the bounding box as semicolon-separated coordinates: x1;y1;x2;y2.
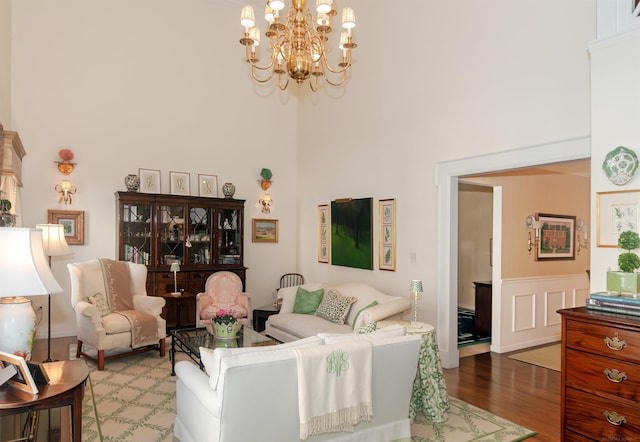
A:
252;219;278;243
48;209;84;245
170;171;190;196
0;350;38;394
198;174;218;198
139;168;161;194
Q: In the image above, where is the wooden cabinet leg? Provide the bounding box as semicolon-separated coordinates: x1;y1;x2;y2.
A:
159;338;166;357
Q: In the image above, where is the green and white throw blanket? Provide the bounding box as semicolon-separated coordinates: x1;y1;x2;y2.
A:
294;341;373;440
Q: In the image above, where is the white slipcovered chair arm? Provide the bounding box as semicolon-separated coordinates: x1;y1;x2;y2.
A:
76;300;103;323
133;295;165;316
175;361;221;412
356;298;412;329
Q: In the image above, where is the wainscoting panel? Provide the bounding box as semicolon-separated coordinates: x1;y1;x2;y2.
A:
492;274;588;353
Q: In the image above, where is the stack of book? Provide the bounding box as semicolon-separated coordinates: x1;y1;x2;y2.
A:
586;292;640;317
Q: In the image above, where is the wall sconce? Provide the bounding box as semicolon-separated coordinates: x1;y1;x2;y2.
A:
526;214;540;254
260;194;272;214
54;148;77;205
576;219;588;254
55;179;77;204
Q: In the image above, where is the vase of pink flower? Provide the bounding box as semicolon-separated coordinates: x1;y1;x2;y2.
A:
210;308;240;339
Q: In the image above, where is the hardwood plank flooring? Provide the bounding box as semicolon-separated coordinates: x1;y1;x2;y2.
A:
444;347;560;441
34;337;559;441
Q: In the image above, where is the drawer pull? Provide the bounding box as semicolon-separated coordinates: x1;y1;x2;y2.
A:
603;368;628;383
603;410;627;426
604;332;628;351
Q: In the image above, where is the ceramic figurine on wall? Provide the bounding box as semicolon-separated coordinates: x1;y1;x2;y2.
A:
603;146;639;185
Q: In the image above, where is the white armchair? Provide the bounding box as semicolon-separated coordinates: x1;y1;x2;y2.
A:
68;259;166;370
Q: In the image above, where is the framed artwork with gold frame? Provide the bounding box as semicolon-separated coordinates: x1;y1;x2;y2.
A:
379;198;396;271
48;209;84;245
252;218;278;243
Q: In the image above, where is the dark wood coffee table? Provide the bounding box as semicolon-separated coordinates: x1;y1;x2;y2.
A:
170;326;277;375
0;360;89;442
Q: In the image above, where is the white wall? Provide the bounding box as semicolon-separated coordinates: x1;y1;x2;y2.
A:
7;0;596;345
10;0;299;338
0;0;11;126
590;28;640;292
297;0;595;344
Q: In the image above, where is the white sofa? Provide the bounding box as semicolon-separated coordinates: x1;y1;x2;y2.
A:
265;282;411;343
174;325;422;442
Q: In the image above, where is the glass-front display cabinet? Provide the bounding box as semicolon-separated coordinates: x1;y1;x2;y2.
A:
116;192;246;329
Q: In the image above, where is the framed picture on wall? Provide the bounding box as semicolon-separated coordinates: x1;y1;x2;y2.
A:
318;204;329;263
48;209;84;245
378;198;396;271
139;168;161;194
198;174;218;197
252;219;278;243
535;213;576;261
170;171;190;196
596;189;640;247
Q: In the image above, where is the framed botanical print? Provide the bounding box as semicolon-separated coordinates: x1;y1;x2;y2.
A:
198;174;218;197
379;198;396;270
596;189;640;247
170;171;190;196
318;204;329;263
139;168;161;194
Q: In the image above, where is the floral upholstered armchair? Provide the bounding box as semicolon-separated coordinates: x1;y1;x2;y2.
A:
196;271;249;333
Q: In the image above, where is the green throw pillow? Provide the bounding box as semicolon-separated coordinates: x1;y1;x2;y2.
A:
354;321;378;334
352;300;378;329
315;289;357;324
85;292;111;317
292;287;325;314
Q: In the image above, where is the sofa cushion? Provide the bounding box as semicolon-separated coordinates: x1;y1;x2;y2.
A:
278;283;324;314
292;287;324;314
352;300;378;329
268;313;351;339
101;312;132;334
315;289;357;324
200;335;324;391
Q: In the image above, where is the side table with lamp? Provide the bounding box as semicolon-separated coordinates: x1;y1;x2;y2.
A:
378;279;450;423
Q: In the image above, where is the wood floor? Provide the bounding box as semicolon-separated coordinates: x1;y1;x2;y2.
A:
444;345;560;441
33;337;559;441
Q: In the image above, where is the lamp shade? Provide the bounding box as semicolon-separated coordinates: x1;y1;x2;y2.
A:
409;280;423;293
170;262;181;273
36;223;72;257
0;228;63;297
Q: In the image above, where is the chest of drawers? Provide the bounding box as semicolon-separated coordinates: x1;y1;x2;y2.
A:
560;307;640;441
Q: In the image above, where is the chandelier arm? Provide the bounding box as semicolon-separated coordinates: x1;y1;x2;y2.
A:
321;53;351;75
250;65;275;83
277;72;289;90
323;70;347;87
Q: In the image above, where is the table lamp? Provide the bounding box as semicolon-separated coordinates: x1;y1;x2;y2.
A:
0;228;63;360
170;262;181;296
409;279;424;331
36;223;73;362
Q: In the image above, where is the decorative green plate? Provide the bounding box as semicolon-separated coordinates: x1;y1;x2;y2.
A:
603;146;639;185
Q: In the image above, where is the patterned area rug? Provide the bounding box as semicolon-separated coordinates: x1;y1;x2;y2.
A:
75;346;535;442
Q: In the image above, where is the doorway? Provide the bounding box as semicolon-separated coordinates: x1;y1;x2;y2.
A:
435;136;590;369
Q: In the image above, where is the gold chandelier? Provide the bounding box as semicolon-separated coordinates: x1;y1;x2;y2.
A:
239;0;357;91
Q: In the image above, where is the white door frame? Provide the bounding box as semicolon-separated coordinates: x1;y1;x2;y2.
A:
435;136;591;368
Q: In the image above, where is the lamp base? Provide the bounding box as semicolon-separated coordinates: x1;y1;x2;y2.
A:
0;297;37;360
171;292;182;298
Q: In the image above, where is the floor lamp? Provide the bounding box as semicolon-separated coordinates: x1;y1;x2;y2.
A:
0;228;62;363
36;224;72;362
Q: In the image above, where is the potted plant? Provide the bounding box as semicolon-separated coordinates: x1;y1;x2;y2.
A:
211;308;240;339
607;230;640;294
260;168;272;191
0;199;16;227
